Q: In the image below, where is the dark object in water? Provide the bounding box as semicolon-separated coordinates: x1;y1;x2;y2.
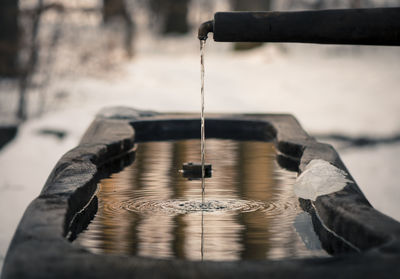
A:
182;162;212;179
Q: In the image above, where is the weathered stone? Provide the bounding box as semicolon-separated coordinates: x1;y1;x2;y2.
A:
3;106;400;278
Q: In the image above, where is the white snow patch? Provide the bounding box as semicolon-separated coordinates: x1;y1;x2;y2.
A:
294;159;352;201
340;143;400;222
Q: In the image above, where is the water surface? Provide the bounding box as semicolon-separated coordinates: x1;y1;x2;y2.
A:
76;139;328;260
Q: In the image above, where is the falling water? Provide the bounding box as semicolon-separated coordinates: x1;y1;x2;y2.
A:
201;210;204;260
200;39;206;205
200;39;206;260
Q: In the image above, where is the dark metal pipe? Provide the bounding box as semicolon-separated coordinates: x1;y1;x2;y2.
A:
205;8;400;46
198;20;214;40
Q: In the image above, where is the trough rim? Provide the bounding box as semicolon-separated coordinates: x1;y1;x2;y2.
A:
2;107;400;279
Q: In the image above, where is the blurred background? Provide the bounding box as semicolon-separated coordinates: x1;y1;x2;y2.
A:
1;0;400;272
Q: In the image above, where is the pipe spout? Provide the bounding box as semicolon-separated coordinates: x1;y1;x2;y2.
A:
198;20;214;41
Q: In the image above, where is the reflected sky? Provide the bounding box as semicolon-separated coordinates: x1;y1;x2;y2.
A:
76;139;328;260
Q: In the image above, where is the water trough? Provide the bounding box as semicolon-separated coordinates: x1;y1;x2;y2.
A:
2;106;400;278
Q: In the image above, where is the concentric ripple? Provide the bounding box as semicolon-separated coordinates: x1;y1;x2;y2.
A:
103;198;297;215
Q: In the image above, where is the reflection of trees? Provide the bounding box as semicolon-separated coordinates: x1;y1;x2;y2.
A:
78;139;318;260
170;141;188;199
97;177;139;255
236;141;275;259
170;141;189;259
236;141;275;200
133;142;174;258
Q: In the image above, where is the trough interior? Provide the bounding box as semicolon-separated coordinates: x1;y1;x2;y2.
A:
131;119;277;142
65;118;364;261
75;138;332;260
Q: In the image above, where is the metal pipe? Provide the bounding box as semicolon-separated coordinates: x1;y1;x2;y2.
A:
202;8;400;46
198;20;214;40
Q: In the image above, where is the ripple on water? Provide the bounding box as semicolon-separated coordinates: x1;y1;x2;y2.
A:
103;198;297;216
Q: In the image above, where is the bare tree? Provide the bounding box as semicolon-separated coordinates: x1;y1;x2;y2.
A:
149;0;190;34
103;0;134;57
0;0;19;77
17;0;44;120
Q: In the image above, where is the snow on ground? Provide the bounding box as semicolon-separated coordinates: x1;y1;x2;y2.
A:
340;143;400;219
0;108;94;270
1;35;400;272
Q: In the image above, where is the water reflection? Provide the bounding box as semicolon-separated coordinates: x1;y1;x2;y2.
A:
76;139;328;260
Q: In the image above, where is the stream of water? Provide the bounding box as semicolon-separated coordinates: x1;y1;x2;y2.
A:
200;39;206;205
200;39;207;260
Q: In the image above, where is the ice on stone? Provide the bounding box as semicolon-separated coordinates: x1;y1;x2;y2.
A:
294;212;323;250
294;159;351;201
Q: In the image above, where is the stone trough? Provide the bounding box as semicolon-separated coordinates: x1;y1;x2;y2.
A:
2;107;400;279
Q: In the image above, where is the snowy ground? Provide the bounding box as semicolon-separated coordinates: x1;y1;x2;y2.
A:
1;34;400;272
